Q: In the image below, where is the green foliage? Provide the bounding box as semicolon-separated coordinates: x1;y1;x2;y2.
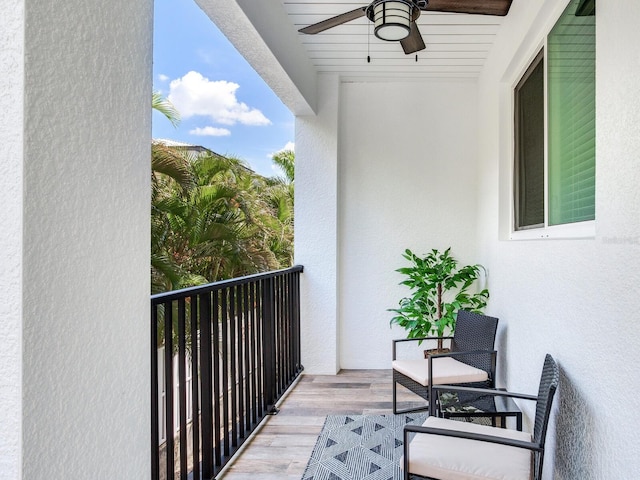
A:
272;149;295;182
151;151;295;293
389;248;489;346
150;93;294;294
152;91;181;127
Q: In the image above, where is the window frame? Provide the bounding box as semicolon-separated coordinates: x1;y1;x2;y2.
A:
513;49;545;232
509;1;596;241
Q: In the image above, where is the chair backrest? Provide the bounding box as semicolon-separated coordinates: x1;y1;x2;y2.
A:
449;310;499;383
532;354;559;480
450;310;499;353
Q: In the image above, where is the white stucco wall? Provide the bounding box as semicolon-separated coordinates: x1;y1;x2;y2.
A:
0;1;24;478
338;80;481;369
1;0;153;478
295;77;481;373
476;0;640;477
295;74;341;374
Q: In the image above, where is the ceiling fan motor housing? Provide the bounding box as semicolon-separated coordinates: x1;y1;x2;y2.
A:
366;0;422;41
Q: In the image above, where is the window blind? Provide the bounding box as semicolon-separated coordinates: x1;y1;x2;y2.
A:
548;1;596;225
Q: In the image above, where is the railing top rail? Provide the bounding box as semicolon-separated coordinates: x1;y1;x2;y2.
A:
151;265;304;305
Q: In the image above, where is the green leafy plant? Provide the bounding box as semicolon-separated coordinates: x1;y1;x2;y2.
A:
389;248;489;350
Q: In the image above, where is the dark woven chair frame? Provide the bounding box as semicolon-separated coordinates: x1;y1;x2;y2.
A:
392;310;499;414
403;354;559;480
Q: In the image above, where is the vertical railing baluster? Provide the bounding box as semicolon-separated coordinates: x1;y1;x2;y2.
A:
284;275;290;384
237;284;246;439
290;273;297;376
294;272;300;372
256;281;264;417
199;292;214;479
151;305;159;480
295;271;302;371
280;274;286;386
273;276;279;396
285;273;292;382
189;296;200;480
212;291;221;469
177;299;187;480
277;275;285;395
220;289;230;457
164;301;175;480
229;286;238;446
242;283;251;432
262;277;278;413
249;282;259;421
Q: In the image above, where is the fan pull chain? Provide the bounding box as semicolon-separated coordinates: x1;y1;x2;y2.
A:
367;19;371;63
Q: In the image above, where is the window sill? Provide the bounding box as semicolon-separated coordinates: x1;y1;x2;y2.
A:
510;220;595;240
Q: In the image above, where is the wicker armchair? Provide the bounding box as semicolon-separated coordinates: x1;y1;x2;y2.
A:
392;310;498;414
402;354;559;480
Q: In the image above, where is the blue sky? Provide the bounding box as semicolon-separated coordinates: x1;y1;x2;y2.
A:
152;0;295;177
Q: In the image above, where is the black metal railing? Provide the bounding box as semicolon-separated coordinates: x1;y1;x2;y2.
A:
151;266;304;480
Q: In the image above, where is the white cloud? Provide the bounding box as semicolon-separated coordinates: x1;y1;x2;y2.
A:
189;126;231;137
168;71;271;126
267;141;295;158
280;141;295;152
158;74;169;82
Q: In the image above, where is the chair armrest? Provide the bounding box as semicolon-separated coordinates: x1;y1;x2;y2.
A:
392;336;453;360
403;424;543;452
431;384;538;402
428;349;496;359
392;336;453;345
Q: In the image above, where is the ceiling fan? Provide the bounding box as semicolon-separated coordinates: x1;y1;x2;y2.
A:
298;0;513;55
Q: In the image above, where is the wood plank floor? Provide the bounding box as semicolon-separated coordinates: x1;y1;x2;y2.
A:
218;369;425;480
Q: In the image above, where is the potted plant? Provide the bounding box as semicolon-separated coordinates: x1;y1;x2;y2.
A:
389;248;489;355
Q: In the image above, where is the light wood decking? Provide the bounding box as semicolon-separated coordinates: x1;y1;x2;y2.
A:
218;369;423;479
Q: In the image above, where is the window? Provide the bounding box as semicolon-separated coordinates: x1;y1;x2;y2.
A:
513;0;595;235
515;51;545;230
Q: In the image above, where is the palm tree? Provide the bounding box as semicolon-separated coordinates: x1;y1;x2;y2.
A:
261;150;295;267
272;149;295;182
151;92;196;293
150;93;296;293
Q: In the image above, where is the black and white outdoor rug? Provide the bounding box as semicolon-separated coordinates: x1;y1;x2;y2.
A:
301;413;428;480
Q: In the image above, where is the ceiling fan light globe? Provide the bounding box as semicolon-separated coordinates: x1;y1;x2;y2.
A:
373;1;412;41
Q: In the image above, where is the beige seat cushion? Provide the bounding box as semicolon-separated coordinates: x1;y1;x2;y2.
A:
404;416;533;480
392;357;488;387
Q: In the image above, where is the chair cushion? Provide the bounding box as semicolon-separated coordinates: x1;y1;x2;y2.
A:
404;416;533;480
392;357;488;387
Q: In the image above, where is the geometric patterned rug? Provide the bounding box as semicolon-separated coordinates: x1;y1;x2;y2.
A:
301;413;429;480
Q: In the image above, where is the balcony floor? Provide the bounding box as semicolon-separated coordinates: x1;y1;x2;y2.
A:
218;369;425;479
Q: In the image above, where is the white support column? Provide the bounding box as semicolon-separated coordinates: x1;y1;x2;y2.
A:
295;74;340;374
0;1;25;478
7;0;154;478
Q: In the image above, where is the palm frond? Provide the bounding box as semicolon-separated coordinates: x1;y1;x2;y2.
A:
152;91;181;127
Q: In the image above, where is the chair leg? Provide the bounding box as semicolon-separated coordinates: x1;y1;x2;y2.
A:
393;378;430;414
429;385;436;414
393;377;398;414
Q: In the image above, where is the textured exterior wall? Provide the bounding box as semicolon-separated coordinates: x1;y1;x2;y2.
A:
0;1;24;478
295;74;340;374
338;80;480;369
20;0;153;478
476;0;640;477
295;77;480;372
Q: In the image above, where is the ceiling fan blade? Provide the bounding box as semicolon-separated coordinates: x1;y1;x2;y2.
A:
298;7;367;34
420;0;513;16
401;22;426;54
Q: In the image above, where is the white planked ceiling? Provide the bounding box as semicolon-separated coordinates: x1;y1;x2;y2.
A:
281;0;506;78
